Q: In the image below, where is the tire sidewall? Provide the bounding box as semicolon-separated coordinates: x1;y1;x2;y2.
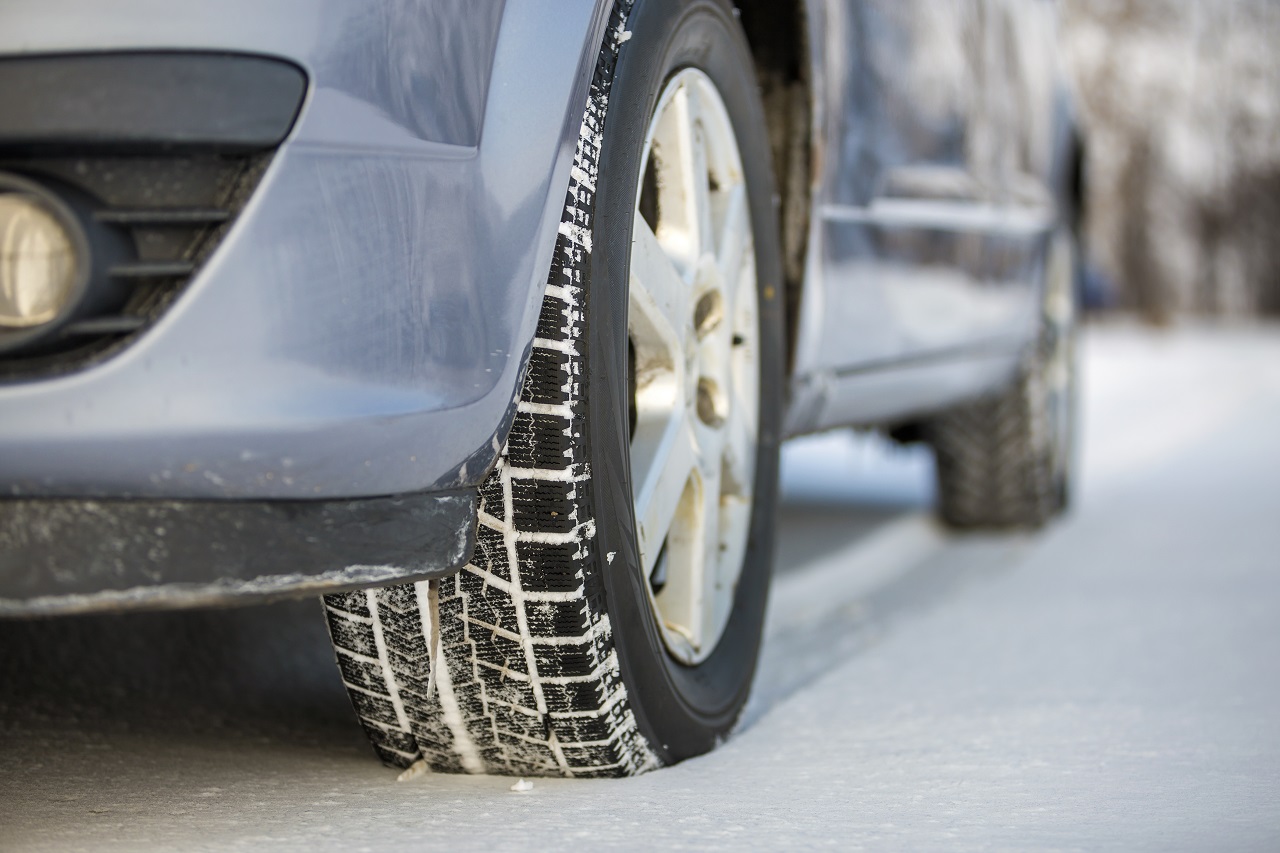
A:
583;0;785;762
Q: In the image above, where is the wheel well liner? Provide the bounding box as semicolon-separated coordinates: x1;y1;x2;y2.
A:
734;0;811;377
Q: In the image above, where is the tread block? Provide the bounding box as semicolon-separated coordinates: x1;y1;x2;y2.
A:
335;653;392;695
524;597;592;637
465;633;527;677
348;688;399;725
471;524;511;582
454;584;518;630
326;616;377;658
324;591;370;618
536;294;572;341
506;411;577;470
529;647;598;680
542;680;611;713
365;725;419;757
372;743;415;767
509;480;576;533
477;475;506;518
522;348;573;407
515;540;583;593
385;647;431;691
376;605;427;642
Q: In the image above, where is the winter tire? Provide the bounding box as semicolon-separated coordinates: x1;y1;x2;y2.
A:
324;0;784;777
926;229;1079;529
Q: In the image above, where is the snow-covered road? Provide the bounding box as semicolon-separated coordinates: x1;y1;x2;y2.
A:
2;323;1278;851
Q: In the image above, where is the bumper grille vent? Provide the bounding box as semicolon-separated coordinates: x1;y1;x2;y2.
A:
0;153;270;381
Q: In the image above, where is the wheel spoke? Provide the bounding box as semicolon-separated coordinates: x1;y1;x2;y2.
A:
629;216;688;370
650;82;715;275
693;446;725;649
716;183;750;308
633;409;698;580
681;83;716;262
648;441;721;659
721;393;756;499
711;487;752;641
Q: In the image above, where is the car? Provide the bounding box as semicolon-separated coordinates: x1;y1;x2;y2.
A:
0;0;1081;777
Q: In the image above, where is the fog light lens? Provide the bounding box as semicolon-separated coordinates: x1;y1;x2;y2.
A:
0;193;78;328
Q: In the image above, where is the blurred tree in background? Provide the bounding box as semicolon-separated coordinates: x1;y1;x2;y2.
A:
1063;0;1280;321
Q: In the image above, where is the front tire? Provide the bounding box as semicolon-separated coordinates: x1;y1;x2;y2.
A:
324;0;784;777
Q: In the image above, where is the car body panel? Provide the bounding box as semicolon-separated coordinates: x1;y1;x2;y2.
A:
0;0;612;499
0;0;1079;612
788;0;1072;434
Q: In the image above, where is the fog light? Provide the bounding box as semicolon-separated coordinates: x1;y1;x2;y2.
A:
0;191;79;329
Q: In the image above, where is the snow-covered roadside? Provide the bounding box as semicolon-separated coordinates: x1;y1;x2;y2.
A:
1;324;1278;851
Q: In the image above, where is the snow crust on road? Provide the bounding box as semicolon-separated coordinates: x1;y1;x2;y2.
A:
1;322;1278;851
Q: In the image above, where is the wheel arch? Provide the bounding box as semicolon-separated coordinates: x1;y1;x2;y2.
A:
733;0;813;378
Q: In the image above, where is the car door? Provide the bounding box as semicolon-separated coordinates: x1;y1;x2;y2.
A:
795;0;1059;382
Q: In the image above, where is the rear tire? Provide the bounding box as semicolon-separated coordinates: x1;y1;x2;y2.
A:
926;229;1079;529
324;0;784;777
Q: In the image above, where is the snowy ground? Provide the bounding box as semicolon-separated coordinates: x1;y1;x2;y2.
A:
2;322;1278;851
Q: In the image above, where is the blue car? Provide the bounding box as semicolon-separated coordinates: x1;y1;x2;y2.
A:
0;0;1081;776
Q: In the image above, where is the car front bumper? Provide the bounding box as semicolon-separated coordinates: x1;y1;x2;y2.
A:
0;0;610;502
0;0;616;614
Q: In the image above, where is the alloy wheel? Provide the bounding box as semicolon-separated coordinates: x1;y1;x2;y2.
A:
627;69;760;665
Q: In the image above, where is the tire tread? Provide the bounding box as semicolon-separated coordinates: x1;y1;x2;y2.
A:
928;352;1059;529
325;1;658;778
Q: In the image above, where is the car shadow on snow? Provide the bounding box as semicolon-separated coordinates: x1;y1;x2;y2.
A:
0;430;1027;773
742;431;1033;731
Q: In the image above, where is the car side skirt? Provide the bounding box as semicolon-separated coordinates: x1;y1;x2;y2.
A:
785;340;1027;437
0;489;476;617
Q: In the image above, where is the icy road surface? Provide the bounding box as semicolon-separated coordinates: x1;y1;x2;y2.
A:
2;323;1279;851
